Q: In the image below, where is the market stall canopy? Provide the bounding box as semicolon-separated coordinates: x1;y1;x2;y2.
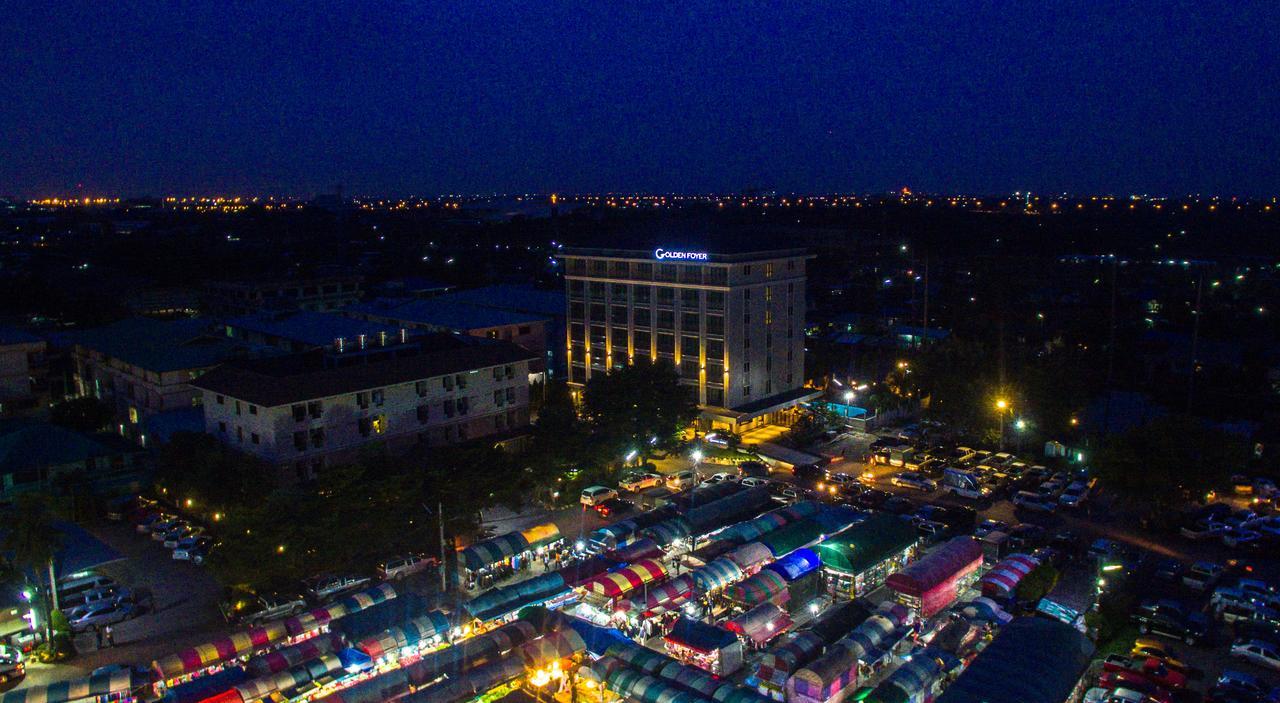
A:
355;611;451;660
580;558;667;599
519;522;562;550
1;669;134;703
808;600;873;643
154;620;289;680
233;652;343;702
334;592;429;643
165;668;248;703
808;505;863;535
979;554;1039;597
885;537;983;598
603;666;711;703
619;574;696;615
516;628;587;667
686;539;735;567
754;631;824;688
400;654;525;703
402;618;541;686
724;602;794;645
935;618;1095;703
866;647;959;703
765;548;821;582
723;569;788;607
556;555;621;587
608;537;662;563
725;542;772;573
691;557;745;593
759;519;825;558
642;517;693;548
246;634;345;676
463;572;567;621
815;513;918;576
685;486;772;536
460;531;530;572
665;617;738;654
563;617;631;656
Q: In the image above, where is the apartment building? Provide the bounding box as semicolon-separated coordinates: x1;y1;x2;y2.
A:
0;327;47;418
204;276;363;316
191;336;535;482
560;246;818;432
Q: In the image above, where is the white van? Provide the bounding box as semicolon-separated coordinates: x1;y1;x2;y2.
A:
580;485;618;506
666;471;699;491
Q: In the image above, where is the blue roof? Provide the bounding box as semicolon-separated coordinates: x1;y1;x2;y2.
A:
0;419;118;473
225;311;404;347
348;297;546;330
56;318;267;372
435;285;565;319
0;520;125;581
935;618;1093;703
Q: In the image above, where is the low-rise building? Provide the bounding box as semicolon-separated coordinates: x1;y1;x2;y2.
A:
426;285;566;379
191;335;535;482
222;310;408;354
204;276;363;316
60;318;272;441
0;327;47;418
0;419;148;498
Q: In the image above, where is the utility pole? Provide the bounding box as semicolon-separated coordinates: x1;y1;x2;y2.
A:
437;501;449;593
1102;257;1118;434
1187;271;1204;413
921;254;930;349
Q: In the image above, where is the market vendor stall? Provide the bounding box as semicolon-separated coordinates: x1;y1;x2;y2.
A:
862;647;959;703
752;602;871;701
245;634;345;677
353;610;451;662
231;653;345;702
663;617;744;676
685;539;735;568
579;558;668;604
978;554;1039;599
519;522;562;552
618;574;696;618
722;569;789;610
515;628;587;668
816;514;919;601
934;618;1094;703
460;532;529;575
690;557;745;595
607;537;662;563
600;666;709;703
714;501;819;544
765;548;821;582
1;669;137;703
153;622;289;684
759;519;825;559
724;602;794;648
789;604;912;703
725;542;773;575
642;517;693;550
399;655;525;703
885;537;983;617
401;618;543;687
463;573;571;624
282;583;397;638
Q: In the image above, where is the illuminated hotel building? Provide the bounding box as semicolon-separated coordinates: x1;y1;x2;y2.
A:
561;247;817;431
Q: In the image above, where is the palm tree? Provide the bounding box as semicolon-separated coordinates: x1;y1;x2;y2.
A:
1;495;63;642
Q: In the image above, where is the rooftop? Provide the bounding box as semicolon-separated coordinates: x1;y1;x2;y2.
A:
562;246;809;263
224;311;406;348
0;419;123;473
56;318;272;372
191;337;536;407
434;285;565;319
346;297;547;330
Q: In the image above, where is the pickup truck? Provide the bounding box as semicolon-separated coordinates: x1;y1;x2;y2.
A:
1132;600;1210;646
1102;655;1188;690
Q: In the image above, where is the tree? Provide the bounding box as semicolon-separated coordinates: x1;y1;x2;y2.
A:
581;359;698;461
1;495;63;644
155;432;277;512
1093;414;1249;524
49;397;114;434
1015;563;1060;603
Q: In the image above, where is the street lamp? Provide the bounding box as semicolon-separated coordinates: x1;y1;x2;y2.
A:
995;399;1010;449
691;449;703;464
843;390;855;418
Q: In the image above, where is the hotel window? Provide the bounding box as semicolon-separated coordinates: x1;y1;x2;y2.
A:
307;401;323;418
705;267;727;285
680;359;698;378
657;287;675;306
568;280;585;298
788;259;795;271
634;262;653;279
493;367;503;381
590;325;606;346
656;264;677;282
681;289;699;307
707;388;724;406
743;361;750;373
765;286;772;302
706;291;724;311
443;375;454;391
589;259;607;275
570;323;585;343
570;301;585;319
610;261;629;278
309;427;325;448
590;303;606;321
743;386;752;398
766;380;772;394
680;265;701;284
505;387;515;403
505;365;514;379
457;424;468;440
216;395;225;405
495;414;505;430
706;361;724;380
610;283;627;300
706;315;724;336
611;306;628;324
518;325;531;335
634;308;651;327
634;286;651;304
634;330;651;352
588;281;605;300
657;310;674;329
681;312;700;332
356;392;369;409
656;333;675;355
681;335;699;356
706;340;724;360
765;263;774;278
765;310;773;325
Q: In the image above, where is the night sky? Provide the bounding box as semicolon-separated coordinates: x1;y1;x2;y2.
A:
3;1;1277;197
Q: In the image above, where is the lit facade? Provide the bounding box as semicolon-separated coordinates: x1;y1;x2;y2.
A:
560;247;815;431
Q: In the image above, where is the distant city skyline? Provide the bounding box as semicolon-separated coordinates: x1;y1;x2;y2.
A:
3;1;1278;196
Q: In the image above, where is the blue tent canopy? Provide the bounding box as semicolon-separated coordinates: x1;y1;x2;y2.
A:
666;617;737;653
765;548;821;582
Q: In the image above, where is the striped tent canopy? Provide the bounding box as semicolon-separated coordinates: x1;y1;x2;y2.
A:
355;611;451;660
283;583;397;637
154;620;289;680
753;631;824;688
715;512;788;545
233;653;342;701
246;634;344;676
519;522;562;550
619;575;696;614
1;670;133;703
643;518;693;548
321;667;409;703
604;641;672;675
979;554;1040;597
402;619;540;687
460;532;531;572
400;655;525;703
724;602;794;646
724;543;772;574
658;660;722;698
690;557;745;594
516;629;587;668
604;667;710;703
722;569;788;608
581;558;667;599
712;687;773;703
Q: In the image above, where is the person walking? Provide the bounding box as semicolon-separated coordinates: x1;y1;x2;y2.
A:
104;625;115;648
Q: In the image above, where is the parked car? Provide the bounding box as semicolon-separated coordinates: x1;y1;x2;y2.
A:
162;524;203;549
173;536;215;564
618;472;662;492
740;477;769;488
881;496;916;515
1231;639;1280;671
1132;600;1210;646
738;461;770;478
707;472;740;484
1060;482;1090;508
1206;670;1269;703
68;601;135;633
304;574;372;603
594;498;634;518
890;472;936;492
376;554;439;581
1180;520;1229;541
1223;527;1264;550
580;485;619;506
1130;638;1188;672
1183;561;1225;591
221;590;307;624
974;519;1010;539
0;644;23;684
134;512;172;533
1102;655;1187;689
148;518;183;539
1012;491;1057;513
665;471;699;491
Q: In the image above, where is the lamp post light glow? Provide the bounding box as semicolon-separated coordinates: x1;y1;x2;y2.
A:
691;449;703;463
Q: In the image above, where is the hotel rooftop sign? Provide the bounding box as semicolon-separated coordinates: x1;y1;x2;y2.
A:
653;248;709;261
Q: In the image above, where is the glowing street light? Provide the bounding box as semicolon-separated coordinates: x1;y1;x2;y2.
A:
1014;418;1027;431
691;449;703;463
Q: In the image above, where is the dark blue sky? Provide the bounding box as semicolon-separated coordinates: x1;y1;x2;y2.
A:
3;1;1277;197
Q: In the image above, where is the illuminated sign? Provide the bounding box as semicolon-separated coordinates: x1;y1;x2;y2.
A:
653;248;708;261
